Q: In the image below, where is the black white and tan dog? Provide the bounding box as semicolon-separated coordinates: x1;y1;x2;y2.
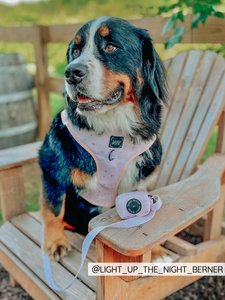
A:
39;16;168;261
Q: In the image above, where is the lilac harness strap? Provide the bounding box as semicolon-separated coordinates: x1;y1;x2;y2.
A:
61;109;156;207
41;192;162;291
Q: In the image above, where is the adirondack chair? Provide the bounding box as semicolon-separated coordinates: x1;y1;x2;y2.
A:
0;50;225;300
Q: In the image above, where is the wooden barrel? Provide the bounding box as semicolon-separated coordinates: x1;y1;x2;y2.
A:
0;54;37;150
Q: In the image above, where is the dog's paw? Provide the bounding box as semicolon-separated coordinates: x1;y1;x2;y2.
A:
44;233;72;261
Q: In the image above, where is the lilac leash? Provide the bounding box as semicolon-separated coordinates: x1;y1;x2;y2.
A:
41;192;162;290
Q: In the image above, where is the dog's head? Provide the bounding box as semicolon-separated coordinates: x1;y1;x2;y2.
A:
65;17;168;139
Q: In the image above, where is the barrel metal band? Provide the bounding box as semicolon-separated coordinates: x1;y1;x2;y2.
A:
0;121;37;138
0;90;33;104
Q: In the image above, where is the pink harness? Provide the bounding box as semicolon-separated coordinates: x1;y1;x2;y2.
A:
61;109;156;207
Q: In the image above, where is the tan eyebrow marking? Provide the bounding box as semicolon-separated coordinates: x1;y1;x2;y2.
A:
75;34;81;44
99;26;110;37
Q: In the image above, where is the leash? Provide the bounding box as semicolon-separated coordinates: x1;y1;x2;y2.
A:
41;191;162;290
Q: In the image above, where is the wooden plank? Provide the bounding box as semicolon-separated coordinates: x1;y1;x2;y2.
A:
162;58;171;71
96;240;129;300
216;111;225;154
157;50;203;188
89;153;225;256
43;15;225;44
128;236;225;300
0;141;41;171
170;54;225;183
44;24;82;43
29;211;97;262
161;51;217;186
0;166;27;222
0;242;60;300
160;246;180;262
0;222;96;300
129;15;225;44
33;25;52;140
0;26;34;42
181;72;225;179
164;236;197;256
161;52;188;131
110;248;150;282
9;275;18;287
142;250;151;263
11;213;97;291
0;15;224;44
204;183;225;240
48;77;64;94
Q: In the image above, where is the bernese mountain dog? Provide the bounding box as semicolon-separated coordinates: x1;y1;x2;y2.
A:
39;16;168;261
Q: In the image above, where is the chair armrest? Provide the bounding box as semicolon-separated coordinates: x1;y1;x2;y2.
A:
0;142;42;171
89;153;225;256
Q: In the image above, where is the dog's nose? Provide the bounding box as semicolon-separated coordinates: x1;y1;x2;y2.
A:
65;64;87;84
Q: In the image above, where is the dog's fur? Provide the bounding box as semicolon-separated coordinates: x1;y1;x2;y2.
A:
39;16;168;261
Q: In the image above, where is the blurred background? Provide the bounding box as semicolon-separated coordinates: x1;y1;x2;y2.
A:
0;2;225;298
0;0;224;224
0;0;225;120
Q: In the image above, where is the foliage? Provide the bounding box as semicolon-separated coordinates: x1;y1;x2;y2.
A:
158;0;225;49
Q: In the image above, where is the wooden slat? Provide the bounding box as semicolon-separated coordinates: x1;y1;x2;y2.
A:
162;58;172;71
0;26;34;42
129;15;225;44
0;141;41;171
0;242;61;300
190;217;225;237
29;211;97;262
164;236;197;256
33;25;52;140
169;54;225;183
0;222;96;300
128;236;225;300
0;16;224;44
42;16;225;44
96;240;129;300
89;153;225;256
48;77;64;94
157;50;203;188
160;51;217;187
0;166;27;222
159;246;180;262
11;213;97;291
161;52;188;130
216;111;225;154
181;73;225;179
204;183;225;240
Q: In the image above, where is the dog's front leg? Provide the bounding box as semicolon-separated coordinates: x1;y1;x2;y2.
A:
41;183;72;261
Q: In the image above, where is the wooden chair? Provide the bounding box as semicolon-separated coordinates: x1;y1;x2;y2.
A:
0;50;225;300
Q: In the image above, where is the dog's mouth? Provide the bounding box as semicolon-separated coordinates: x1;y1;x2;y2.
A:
76;85;124;111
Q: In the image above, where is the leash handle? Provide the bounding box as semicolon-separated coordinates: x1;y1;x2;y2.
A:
41;195;162;291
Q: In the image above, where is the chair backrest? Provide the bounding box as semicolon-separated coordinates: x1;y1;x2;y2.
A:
154;50;225;189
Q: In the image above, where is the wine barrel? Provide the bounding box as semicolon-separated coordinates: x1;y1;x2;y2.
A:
0;54;37;150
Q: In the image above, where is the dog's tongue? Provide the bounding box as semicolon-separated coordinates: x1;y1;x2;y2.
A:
78;95;91;102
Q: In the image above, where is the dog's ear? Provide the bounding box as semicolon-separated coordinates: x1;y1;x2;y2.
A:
137;29;168;105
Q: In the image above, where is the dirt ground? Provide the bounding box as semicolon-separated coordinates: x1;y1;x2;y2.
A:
0;264;32;300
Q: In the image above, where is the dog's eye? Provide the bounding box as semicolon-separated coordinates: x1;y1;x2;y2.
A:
106;44;117;52
74;49;80;57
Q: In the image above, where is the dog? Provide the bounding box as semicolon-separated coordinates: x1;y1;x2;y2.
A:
39;16;168;261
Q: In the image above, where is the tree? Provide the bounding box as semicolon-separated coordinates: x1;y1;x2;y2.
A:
158;0;224;49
